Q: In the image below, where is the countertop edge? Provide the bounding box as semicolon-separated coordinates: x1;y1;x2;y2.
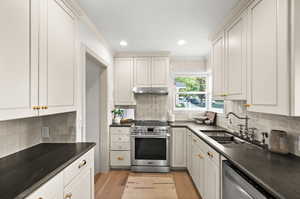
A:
172;124;285;199
16;143;96;199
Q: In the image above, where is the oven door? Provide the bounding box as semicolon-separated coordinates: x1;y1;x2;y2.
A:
131;135;170;166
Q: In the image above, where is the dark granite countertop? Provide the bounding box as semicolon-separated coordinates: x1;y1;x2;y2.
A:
171;122;300;199
0;143;95;199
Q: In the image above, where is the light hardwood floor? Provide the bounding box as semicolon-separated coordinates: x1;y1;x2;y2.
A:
95;170;202;199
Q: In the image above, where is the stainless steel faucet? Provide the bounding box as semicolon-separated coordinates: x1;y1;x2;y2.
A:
226;112;250;137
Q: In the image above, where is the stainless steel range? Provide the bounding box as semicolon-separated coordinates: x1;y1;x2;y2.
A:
131;120;170;173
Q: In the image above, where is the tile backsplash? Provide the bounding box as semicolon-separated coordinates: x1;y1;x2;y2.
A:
135;95;169;120
217;101;300;156
0;117;42;158
0;112;76;158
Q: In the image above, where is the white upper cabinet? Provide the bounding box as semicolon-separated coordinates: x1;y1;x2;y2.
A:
39;0;77;116
114;58;135;105
151;57;169;87
224;11;247;100
247;0;289;115
134;57;151;87
0;0;78;121
133;57;169;88
211;34;225;99
0;0;39;121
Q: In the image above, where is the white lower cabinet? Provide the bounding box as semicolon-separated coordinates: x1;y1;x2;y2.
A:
25;148;94;199
110;127;131;167
64;168;92;199
188;133;220;199
171;128;187;168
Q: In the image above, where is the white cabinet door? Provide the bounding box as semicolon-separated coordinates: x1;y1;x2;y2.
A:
151;57;169;87
171;128;187;168
64;168;93;199
191;138;205;197
134;57;151;87
225;12;247;100
204;158;220;199
211;34;225;99
0;0;39;121
39;0;77;116
247;0;289;115
114;58;135;105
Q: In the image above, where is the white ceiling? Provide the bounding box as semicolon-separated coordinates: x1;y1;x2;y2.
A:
77;0;240;56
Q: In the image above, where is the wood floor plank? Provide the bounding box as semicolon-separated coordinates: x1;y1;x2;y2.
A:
95;170;201;199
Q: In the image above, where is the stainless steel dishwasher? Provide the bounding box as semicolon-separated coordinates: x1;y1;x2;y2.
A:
223;161;274;199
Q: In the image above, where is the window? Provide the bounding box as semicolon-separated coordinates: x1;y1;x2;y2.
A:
174;74;224;113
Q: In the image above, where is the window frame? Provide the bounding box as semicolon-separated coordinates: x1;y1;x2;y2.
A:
173;72;224;113
173;73;210;111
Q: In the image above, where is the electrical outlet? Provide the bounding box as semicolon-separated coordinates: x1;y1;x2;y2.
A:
41;127;50;138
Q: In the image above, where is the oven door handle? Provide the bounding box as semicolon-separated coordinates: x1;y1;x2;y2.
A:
131;134;170;138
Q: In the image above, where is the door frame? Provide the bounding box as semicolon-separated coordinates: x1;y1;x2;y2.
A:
77;43;110;172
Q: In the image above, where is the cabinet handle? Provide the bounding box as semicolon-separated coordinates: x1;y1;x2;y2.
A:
117;157;124;160
197;154;203;159
41;106;48;110
65;193;72;199
207;152;214;158
78;160;87;169
244;104;251;108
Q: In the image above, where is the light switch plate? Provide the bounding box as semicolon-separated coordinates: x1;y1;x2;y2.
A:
41;127;50;138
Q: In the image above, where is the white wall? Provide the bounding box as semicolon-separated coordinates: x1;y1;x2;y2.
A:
170;57;208;121
86;56;102;174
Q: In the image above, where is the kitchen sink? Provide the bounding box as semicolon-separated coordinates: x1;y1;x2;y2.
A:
203;131;245;145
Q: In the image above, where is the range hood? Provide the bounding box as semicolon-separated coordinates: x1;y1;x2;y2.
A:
133;87;169;95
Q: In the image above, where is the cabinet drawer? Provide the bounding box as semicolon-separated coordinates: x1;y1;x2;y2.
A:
110;151;130;166
110;127;130;135
111;134;130;142
63;149;93;187
26;172;63;199
111;142;130;150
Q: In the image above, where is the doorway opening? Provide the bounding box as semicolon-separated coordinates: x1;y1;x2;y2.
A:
80;46;110;175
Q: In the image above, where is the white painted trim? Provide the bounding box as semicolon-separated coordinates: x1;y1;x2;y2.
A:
77;44;110;172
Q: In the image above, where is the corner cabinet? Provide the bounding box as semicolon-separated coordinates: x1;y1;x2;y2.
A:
246;0;290;115
114;58;135;105
0;0;77;121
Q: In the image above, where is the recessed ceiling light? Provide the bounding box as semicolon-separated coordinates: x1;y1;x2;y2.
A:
120;40;128;47
177;40;187;46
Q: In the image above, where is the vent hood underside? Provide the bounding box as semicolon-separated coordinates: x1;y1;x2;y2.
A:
133;87;169;95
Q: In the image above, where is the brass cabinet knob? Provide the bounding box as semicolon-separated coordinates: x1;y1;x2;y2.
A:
197;154;203;159
36;106;41;110
65;193;72;199
78;160;87;169
117;157;124;161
